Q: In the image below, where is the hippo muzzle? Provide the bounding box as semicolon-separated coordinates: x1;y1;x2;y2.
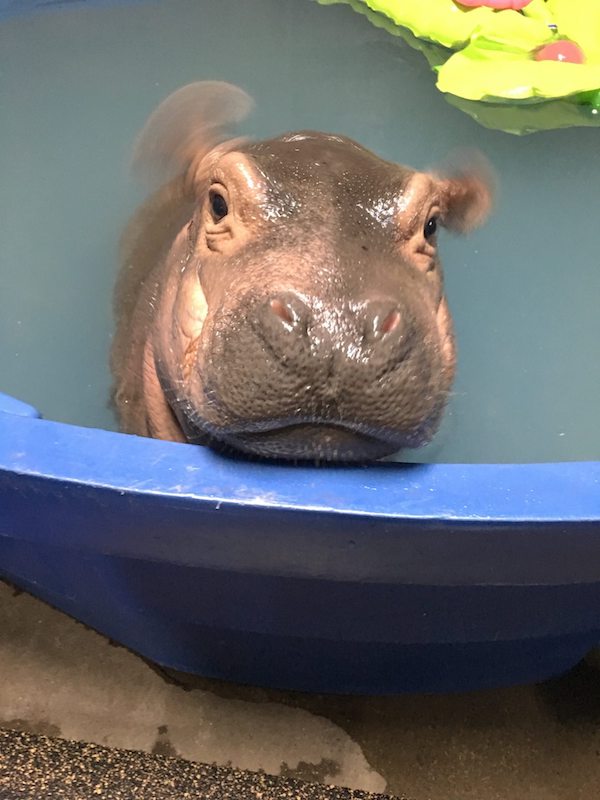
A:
112;82;493;462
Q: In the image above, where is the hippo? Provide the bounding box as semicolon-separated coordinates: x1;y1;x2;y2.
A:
111;82;492;462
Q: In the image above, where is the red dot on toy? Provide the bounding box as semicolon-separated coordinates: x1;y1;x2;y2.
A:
535;41;586;64
456;0;533;8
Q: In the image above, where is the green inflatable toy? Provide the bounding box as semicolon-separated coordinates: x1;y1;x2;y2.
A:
317;0;600;134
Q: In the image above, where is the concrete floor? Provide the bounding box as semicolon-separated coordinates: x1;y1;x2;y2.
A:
1;580;599;800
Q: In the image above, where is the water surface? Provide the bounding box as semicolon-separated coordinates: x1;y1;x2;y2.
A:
0;0;599;463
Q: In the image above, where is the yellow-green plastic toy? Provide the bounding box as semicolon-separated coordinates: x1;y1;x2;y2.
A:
317;0;600;134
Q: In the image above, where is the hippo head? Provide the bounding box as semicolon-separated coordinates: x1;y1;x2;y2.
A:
125;83;493;462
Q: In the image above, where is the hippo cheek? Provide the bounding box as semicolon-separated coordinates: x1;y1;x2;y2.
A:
436;296;456;382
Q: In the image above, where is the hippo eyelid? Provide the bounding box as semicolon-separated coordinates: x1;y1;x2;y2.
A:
424;215;438;240
210;192;228;221
420;202;442;243
402;203;442;273
208;183;230;223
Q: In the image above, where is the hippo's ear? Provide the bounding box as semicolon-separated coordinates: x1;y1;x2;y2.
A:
131;81;254;187
433;152;495;234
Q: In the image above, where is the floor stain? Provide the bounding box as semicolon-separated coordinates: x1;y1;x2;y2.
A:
151;724;180;758
153;662;600;800
280;758;341;784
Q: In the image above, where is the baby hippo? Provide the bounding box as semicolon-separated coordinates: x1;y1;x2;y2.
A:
112;82;492;462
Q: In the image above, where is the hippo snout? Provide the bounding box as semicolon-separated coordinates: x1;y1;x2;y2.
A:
196;284;441;458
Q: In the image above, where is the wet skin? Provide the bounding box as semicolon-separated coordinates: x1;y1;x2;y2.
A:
111;82;492;461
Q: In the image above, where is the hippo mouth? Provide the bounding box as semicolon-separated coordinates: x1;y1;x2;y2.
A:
183;418;437;462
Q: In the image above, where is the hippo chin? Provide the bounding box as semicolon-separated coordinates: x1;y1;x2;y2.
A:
112;81;493;462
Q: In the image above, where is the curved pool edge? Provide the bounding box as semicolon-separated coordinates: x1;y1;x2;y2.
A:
1;393;598;525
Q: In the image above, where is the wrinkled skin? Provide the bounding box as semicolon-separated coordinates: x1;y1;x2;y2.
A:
112;82;493;462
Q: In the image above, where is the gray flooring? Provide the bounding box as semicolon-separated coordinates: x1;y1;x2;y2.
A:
1;580;599;800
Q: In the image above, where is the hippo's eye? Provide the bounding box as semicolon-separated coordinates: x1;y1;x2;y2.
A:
424;216;438;240
209;191;228;221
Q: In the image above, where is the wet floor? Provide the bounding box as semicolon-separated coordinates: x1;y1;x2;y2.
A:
2;580;600;800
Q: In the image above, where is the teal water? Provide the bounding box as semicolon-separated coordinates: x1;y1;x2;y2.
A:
0;0;599;463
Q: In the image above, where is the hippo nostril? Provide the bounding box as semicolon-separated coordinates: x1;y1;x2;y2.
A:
381;309;401;335
270;298;296;326
262;292;310;339
363;300;403;343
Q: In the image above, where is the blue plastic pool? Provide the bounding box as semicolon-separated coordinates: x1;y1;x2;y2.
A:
1;0;599;694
